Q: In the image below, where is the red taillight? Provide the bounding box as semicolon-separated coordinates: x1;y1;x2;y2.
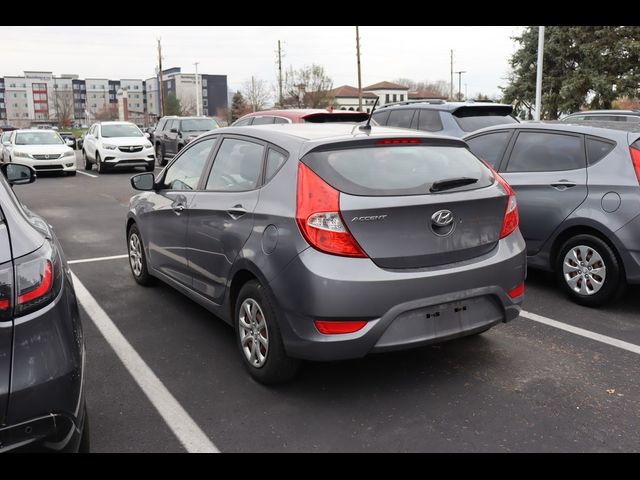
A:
375;138;421;145
314;320;367;335
508;282;525;299
0;263;13;320
296;163;366;257
17;260;52;305
629;146;640;185
493;171;519;239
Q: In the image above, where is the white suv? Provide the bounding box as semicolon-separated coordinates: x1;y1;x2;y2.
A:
82;121;155;173
1;129;76;175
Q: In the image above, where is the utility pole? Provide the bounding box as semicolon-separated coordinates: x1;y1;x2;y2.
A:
450;49;453;101
356;26;363;112
157;38;164;118
454;70;466;101
277;40;283;108
535;26;545;121
194;62;200;116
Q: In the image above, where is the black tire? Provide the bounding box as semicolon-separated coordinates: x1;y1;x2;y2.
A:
127;223;154;286
66;171;77;176
556;234;625;307
235;280;300;385
145;162;154;172
78;405;90;453
83;150;92;170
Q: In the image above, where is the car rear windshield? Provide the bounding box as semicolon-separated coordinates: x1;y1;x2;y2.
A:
302;144;494;196
453;107;518;132
181;119;218;131
303;113;370;123
102;124;143;138
15;131;63;145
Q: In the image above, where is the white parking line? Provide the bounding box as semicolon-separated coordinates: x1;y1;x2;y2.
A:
68;254;128;265
76;171;98;178
70;272;219;453
521;310;640;356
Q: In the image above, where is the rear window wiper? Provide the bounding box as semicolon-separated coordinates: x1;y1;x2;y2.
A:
430;177;478;193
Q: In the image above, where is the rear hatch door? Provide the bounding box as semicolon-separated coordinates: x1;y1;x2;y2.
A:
302;140;507;268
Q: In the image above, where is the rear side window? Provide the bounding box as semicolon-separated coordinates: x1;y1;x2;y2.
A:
586;137;615;165
252;116;275;125
234;117;253;126
302;144;494;196
273;117;289;124
265;149;287;182
371;110;390;125
386;109;415;129
466;131;512;168
417;110;443;132
506;132;585;172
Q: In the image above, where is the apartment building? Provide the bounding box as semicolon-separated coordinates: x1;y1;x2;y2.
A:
0;67;228;127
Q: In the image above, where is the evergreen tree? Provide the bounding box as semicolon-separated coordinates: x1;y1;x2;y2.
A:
164;93;182;116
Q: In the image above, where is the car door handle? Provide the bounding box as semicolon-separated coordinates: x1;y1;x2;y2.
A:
550;181;577;190
227;205;247;219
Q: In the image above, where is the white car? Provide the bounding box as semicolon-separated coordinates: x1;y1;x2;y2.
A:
1;131;13;162
82;121;155;173
1;129;77;175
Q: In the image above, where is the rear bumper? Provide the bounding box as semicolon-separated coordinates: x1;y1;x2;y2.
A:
0;409;86;452
613;213;640;284
268;231;527;361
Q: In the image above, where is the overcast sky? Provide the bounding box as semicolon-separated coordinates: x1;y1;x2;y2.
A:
0;26;523;99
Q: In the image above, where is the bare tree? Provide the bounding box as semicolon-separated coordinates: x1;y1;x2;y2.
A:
53;90;75;128
242;77;271;112
180;94;197;116
94;104;119;121
395;78;449;98
282;64;334;108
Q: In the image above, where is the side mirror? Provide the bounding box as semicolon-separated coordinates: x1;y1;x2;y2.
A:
1;163;37;185
131;172;155;191
144;132;151;139
65;139;75;147
170;128;178;133
2;141;10;147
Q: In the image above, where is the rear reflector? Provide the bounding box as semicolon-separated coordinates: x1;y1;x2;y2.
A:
0;299;8;310
629;146;640;185
314;320;367;335
508;282;525;299
375;138;421;145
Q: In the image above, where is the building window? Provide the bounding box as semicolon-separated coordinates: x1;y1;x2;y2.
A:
392;94;397;102
134;85;139;90
385;94;390;103
400;94;404;101
202;79;207;86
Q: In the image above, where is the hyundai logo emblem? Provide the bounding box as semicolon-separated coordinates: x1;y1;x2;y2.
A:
432;210;454;227
431;209;456;236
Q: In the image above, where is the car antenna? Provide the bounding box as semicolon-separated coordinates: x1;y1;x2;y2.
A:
358;96;379;133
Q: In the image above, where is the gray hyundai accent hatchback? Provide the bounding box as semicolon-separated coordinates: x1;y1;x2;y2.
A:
126;124;526;384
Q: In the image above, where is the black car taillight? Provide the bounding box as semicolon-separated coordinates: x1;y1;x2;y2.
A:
14;241;63;317
0;262;12;321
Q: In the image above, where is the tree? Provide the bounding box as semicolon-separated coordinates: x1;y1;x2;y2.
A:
242;77;271;112
163;92;182;116
94;104;118;121
53;90;74;128
395;78;449;98
282;64;334;108
502;26;640;120
231;91;250;122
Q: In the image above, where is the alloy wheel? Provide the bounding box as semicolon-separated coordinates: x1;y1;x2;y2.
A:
238;298;269;368
129;233;143;277
563;245;606;296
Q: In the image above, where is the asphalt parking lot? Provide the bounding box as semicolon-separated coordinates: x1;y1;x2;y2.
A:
13;151;640;452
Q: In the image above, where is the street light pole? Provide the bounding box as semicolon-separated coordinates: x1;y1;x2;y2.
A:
535;26;545;121
194;62;200;116
454;71;466;101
